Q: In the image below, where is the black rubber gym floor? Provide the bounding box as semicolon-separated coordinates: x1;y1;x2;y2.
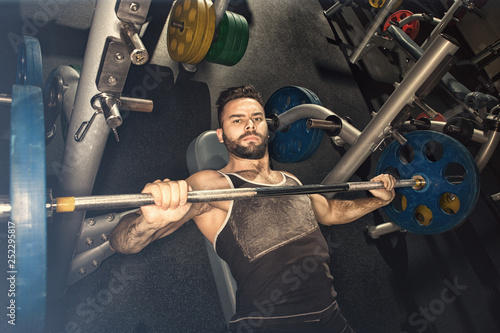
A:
0;1;499;332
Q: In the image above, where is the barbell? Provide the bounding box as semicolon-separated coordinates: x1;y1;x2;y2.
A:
1;178;425;221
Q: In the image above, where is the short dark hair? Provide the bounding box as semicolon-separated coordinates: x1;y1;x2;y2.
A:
216;85;264;127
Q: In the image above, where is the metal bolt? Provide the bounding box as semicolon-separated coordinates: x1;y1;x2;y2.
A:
132;50;148;66
114;52;125;61
107;76;117;85
79;268;87;275
101;234;109;242
446;125;461;133
171;20;185;31
86;238;94;246
92;260;100;267
106;214;115;222
87;218;96;226
130;2;140;12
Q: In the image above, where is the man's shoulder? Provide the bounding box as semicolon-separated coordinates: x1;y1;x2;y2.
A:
279;171;302;184
187;169;230;190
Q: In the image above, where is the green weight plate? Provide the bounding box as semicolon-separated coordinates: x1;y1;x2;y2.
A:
210;11;238;64
217;12;244;65
232;14;249;65
205;11;249;66
205;13;229;61
10;84;47;331
221;13;247;66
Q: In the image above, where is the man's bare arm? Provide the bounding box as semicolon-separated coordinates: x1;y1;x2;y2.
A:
310;174;396;226
110;211;152;254
109;210;193;254
109;179;195;254
109;171;223;254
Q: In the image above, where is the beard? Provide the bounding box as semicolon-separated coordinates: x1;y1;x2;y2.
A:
223;131;268;160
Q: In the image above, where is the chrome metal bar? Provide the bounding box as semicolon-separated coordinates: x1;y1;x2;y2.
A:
0;179;422;222
214;0;230;26
400;120;488;144
120;96;154;112
366;222;403;239
349;0;399;64
51;179;420;212
307;119;341;133
120;22;149;65
421;0;463;50
475;130;500;172
322;34;459;188
324;1;347;18
0;195;11;223
0;94;12;105
397;14;442;28
276;104;362;145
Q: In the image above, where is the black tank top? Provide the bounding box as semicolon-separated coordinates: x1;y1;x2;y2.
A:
214;171;337;330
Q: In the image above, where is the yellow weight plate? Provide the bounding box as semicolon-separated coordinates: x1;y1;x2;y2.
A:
368;0;403;11
167;0;216;64
190;0;216;64
184;0;208;63
369;0;385;9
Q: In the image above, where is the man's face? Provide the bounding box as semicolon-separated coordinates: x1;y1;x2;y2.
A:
217;98;269;160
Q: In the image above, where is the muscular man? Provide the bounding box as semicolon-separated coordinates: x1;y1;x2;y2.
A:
110;85;396;333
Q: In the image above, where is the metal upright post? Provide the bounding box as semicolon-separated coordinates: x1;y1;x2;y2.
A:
48;0;130;298
349;0;399;64
421;0;463;50
322;34;460;188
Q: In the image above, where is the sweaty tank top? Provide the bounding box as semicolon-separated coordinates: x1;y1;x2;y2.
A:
214;171;337;330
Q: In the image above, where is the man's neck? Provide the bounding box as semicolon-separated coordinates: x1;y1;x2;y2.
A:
222;154;280;183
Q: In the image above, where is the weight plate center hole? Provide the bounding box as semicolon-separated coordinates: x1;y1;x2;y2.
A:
412;175;426;191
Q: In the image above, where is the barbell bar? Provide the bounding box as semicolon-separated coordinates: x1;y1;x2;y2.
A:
0;178;425;222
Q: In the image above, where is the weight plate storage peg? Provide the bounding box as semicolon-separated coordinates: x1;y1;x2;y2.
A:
167;0;216;64
375;131;480;235
10;56;48;331
204;10;249;66
264;86;324;163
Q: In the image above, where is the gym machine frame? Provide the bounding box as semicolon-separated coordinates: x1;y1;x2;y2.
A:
270;34;498;238
46;0;233;294
338;0;482;64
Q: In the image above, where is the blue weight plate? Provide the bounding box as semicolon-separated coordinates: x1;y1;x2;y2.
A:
16;36;43;87
375;131;480;234
264;86;323;163
10;84;47;331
